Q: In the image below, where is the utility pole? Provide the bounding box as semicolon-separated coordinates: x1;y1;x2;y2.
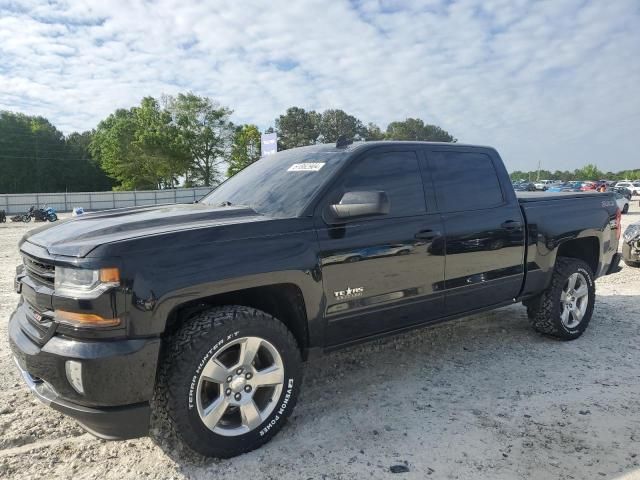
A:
536;159;541;182
35;131;39;192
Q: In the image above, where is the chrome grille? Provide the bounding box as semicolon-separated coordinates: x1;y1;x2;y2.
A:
23;255;55;286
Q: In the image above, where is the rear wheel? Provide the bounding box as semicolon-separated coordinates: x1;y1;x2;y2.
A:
526;257;595;340
622;203;629;214
152;306;302;458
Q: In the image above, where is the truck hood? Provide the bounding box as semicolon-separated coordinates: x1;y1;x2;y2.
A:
22;203;266;258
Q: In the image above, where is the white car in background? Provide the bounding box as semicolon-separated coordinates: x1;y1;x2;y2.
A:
615;192;630;214
615;181;640;195
534;179;554;190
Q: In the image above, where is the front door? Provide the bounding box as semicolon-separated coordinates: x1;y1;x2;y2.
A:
316;148;446;346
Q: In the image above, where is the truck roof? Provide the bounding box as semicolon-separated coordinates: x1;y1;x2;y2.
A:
304;140;497;154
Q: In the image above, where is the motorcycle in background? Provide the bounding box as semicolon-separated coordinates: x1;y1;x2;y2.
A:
11;207;33;222
32;205;58;222
10;205;58;223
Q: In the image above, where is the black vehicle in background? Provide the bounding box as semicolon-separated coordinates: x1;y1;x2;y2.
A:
0;209;5;223
513;181;537;191
613;186;633;200
9;140;622;458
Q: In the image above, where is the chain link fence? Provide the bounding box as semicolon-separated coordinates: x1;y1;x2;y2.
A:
0;187;213;215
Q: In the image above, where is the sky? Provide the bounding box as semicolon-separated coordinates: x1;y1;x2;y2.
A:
0;0;639;172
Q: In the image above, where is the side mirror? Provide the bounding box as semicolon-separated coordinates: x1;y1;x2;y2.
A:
328;191;390;222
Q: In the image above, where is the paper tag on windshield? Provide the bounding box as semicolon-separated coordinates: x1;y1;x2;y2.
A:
287;162;325;172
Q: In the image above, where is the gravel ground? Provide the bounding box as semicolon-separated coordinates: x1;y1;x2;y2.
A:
1;204;640;480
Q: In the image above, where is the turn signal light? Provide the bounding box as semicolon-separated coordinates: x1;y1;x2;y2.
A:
55;310;120;328
99;267;120;283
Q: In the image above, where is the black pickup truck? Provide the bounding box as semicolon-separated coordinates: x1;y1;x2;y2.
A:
9;141;622;458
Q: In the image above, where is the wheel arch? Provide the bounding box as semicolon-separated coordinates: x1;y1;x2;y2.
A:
556;236;599;275
162;283;312;358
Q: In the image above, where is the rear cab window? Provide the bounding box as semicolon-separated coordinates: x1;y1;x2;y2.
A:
427;150;504;212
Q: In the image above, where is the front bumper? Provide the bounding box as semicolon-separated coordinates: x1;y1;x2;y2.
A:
12;357;150;439
9;304;161;439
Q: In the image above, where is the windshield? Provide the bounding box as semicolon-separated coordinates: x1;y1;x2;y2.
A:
201;146;349;218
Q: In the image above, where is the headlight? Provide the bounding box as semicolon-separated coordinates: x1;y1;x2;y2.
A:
624;225;640;243
54;266;120;299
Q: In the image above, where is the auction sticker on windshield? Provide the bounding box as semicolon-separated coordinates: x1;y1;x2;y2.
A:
287;163;325;172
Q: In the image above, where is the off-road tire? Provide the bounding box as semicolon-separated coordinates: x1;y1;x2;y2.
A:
526;257;595;340
151;306;302;458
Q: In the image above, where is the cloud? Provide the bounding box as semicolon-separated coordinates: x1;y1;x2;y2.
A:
0;0;638;171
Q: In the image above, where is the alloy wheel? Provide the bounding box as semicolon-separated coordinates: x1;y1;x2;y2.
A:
195;336;284;436
560;272;589;329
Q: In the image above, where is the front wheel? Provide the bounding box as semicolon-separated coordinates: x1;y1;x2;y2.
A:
152;306;302;458
48;213;58;221
526;257;595;340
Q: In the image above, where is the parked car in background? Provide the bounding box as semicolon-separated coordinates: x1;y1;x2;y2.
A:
615;181;640;195
561;181;586;192
533;180;553;191
622;221;640;267
615;192;630;214
547;183;567;192
513;182;537;191
580;181;597;192
613;186;633;200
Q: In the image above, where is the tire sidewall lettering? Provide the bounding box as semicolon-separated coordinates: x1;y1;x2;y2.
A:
188;330;240;410
259;378;295;437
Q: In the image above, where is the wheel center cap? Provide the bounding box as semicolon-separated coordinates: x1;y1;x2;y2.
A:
230;376;246;393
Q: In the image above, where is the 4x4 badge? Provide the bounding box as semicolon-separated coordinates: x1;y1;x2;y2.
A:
333;286;364;299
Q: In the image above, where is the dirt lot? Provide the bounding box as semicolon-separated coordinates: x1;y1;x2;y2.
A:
1;204;640;480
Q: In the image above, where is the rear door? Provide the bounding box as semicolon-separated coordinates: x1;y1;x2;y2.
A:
315;147;445;346
423;147;526;314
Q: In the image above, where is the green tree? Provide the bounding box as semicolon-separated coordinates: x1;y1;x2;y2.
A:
63;131;114;191
317;109;365;143
363;122;385;141
274;107;320;150
90;97;189;190
166;93;234;187
228;124;261;177
574;164;602;181
0;111;113;193
385;118;456;142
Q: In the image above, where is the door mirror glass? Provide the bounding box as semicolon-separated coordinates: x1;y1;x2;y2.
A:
328;191;390;221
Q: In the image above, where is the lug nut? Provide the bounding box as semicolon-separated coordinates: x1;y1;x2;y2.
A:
244;385;252;393
234;393;242;401
245;372;253;380
226;375;233;383
225;388;232;396
236;367;244;375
